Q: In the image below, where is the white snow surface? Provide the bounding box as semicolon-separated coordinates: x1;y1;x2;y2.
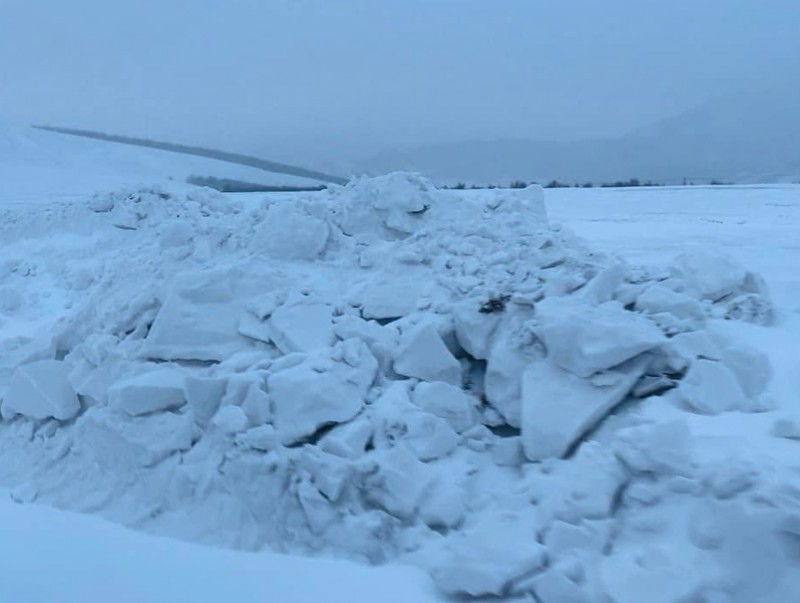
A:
0;124;325;205
1;172;800;602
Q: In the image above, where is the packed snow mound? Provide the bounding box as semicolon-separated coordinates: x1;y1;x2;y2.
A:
0;173;789;601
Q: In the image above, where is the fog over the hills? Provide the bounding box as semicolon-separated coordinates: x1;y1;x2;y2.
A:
1;0;798;181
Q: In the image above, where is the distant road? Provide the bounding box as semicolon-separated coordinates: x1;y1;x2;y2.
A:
33;125;349;186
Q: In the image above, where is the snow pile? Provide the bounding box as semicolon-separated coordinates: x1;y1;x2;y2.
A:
0;173;792;601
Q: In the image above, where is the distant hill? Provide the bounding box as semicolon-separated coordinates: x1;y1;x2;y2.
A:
360;80;800;186
0;124;335;203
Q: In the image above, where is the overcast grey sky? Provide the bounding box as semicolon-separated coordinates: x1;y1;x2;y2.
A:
1;0;798;161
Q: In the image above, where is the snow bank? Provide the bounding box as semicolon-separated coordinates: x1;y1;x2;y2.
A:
0;173;789;601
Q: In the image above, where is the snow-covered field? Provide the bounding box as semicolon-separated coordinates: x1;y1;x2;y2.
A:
0;124;326;204
1;151;799;602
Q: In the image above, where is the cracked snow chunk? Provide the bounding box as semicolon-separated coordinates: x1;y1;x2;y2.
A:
614;420;693;475
268;301;335;354
412;381;476;433
490;184;548;225
431;513;546;597
536;298;665;378
253;202;329;260
1;359;81;421
253;203;330;260
521;356;648;461
720;342;771;398
184;375;226;425
452;301;502;360
360;446;430;519
357;274;431;320
703;458;758;499
724;293;773;325
108;368;187;416
268;340;378;444
333;172;440;240
678;359;747;414
600;546;702;603
320;416;373;459
492;436;525;467
635;284;704;320
212;405;249;434
77;406;195;469
419;476;466;529
393;321;461;385
581;263;627;305
484;322;539;427
527;567;591;602
373;402;460;462
661;330;723;372
544;519;610;557
185;187;241;215
142;271;252;362
671;247;747;301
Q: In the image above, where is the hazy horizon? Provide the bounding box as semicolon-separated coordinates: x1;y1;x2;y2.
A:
2;0;799;166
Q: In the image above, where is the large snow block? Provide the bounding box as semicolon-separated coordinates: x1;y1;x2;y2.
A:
521;356;648;461
141;271;252;362
671;247;747;301
252;203;329;260
536;298;665;378
1;359;81;421
77;407;195;469
267;302;335;354
452;301;502;360
412;381;476;433
108;368;187;416
677;359;747;414
357;274;431;320
431;513;547;597
484;323;539;427
268;340;378;444
393;321;461;385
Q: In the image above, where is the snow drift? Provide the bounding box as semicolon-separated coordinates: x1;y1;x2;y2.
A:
0;173;793;601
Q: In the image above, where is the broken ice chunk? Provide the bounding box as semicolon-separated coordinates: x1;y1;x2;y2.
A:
268;341;378;444
1;359;81;421
252;202;329;260
581;263;627;305
452;300;502;360
268;301;335;354
77;406;195;469
720;342;771;399
108;368;187;416
521;356;649;461
431;512;546;597
677;359;748;414
359;446;430;520
635;284;705;320
671;247;747;301
320;415;373;459
393;321;461;385
212;405;249;434
536;298;665;378
484;321;540;427
412;381;476;433
141;271;252;362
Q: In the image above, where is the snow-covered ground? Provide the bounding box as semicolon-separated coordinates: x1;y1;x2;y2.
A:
0;124;326;204
0;490;439;603
1;162;799;602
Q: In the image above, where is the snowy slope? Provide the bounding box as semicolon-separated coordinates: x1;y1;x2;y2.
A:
0;123;327;203
0;493;440;603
